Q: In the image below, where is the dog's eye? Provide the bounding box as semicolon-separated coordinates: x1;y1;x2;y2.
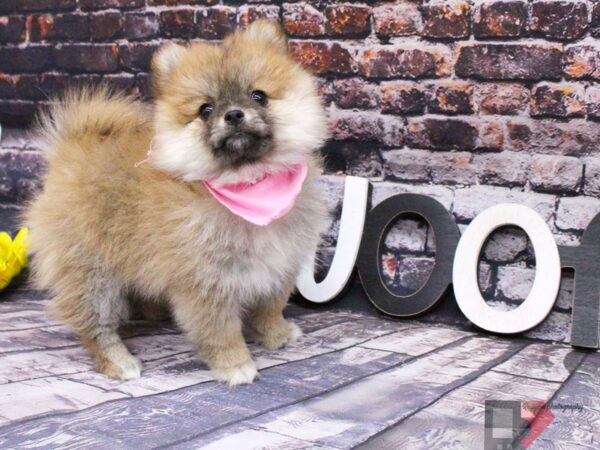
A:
250;90;268;106
199;103;213;120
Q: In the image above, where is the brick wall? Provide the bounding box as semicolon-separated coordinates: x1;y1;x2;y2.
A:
1;0;600;343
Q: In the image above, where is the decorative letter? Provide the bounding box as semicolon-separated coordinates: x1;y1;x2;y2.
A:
453;204;560;334
296;176;369;303
356;194;460;317
560;212;600;349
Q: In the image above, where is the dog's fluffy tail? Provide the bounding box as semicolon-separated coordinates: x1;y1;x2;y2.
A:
34;87;148;160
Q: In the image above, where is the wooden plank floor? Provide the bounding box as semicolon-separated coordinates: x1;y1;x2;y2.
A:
0;286;596;449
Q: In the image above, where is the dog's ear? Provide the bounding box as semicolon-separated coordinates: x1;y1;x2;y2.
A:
152;42;186;87
245;20;288;53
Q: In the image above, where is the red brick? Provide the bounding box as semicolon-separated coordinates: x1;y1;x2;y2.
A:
456;44;563;80
0;75;17;99
422;0;470;39
531;1;588;40
329;110;404;147
30;13;91;41
196;7;237;40
31;13;90;41
39;73;69;98
477;83;529;115
325;143;384;179
0;73;45;101
380;81;426;115
28;15;54;41
427;82;473;115
472;1;527;38
71;73;101;88
12;74;43;100
477;119;504;151
124;13;159;40
0;101;37;125
91;12;123;41
373;2;422;38
148;0;217;5
289;41;355;75
325;4;370;37
16;0;76;12
103;73;136;93
315;78;333;105
118;42;159;72
54;44;119;73
135;72;152;99
407;117;478;151
0;1;15;14
160;9;194;38
531;83;585;118
564;45;600;80
507;119;600;156
282;4;324;37
332;78;378;110
54;13;90;40
0;16;26;43
79;0;144;9
359;45;451;79
237;5;280;29
0;46;53;73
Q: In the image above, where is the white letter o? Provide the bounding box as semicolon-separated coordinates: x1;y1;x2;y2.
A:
453;203;560;334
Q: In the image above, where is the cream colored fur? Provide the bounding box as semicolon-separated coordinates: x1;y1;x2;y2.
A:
24;21;328;385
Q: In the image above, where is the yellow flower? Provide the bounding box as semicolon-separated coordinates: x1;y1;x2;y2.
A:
0;228;29;291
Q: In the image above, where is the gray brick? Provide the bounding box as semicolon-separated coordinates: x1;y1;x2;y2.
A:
383;219;428;253
529;154;583;193
382;149;431;183
556;271;574;311
497;263;535;302
556;196;600;231
429;152;477;186
398;256;435;293
452;186;555;223
583;157;600;196
478;262;493;294
482;228;529;263
474;151;528;187
371;182;454;210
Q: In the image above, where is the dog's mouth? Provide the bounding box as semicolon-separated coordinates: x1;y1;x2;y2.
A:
223;131;259;153
213;130;272;168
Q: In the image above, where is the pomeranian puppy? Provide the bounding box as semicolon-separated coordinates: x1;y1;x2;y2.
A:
24;21;328;385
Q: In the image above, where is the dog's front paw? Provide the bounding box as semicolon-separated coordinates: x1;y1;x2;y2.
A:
258;320;302;350
212;360;259;386
99;353;143;381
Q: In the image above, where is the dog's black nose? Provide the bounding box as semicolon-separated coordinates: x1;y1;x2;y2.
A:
224;109;244;126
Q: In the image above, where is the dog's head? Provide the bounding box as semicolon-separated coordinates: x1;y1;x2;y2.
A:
150;20;328;185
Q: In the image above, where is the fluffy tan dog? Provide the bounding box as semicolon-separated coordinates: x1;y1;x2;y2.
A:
24;21;328;385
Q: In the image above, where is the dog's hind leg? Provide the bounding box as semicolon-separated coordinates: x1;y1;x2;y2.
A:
50;268;142;380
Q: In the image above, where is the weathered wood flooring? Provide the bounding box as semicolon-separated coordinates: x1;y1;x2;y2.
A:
0;286;596;449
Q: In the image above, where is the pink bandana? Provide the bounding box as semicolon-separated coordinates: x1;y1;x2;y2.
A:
203;163;308;226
